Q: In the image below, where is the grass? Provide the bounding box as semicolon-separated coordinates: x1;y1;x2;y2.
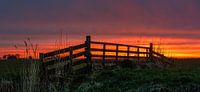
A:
77;68;200;92
0;58;200;92
0;59;40;92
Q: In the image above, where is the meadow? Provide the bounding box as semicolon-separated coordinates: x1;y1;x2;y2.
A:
1;58;200;92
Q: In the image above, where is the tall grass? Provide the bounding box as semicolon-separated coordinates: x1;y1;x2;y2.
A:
22;60;40;92
0;60;40;92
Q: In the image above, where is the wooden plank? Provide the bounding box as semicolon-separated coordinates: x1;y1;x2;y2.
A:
72;59;86;66
153;51;168;59
85;36;91;63
103;44;106;60
44;56;70;65
152;51;173;65
39;53;44;61
46;59;86;70
62;56;71;61
85;36;92;72
149;43;153;62
71;43;86;50
43;43;86;58
44;51;85;67
91;41;149;49
39;53;48;81
116;45;119;61
137;48;140;62
46;61;69;70
72;51;86;59
91;48;147;54
44;52;85;70
44;48;70;58
92;55;146;58
146;49;149;58
127;46;130;59
102;44;106;66
153;56;172;65
69;48;73;67
44;51;85;64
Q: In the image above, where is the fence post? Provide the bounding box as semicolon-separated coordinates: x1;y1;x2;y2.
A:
137;48;140;62
102;43;106;67
149;43;153;62
69;47;73;64
39;53;45;75
39;53;48;86
116;45;119;65
69;47;73;73
85;35;91;71
127;46;130;60
146;48;149;62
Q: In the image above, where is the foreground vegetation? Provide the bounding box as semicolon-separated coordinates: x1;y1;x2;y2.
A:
0;58;200;92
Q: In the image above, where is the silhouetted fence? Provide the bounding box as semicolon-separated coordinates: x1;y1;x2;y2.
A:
39;36;172;79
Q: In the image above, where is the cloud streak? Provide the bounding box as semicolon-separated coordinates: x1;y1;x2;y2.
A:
0;0;200;57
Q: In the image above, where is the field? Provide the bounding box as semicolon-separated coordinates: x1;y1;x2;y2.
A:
1;59;200;92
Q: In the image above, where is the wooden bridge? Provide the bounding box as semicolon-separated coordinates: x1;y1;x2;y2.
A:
39;36;173;80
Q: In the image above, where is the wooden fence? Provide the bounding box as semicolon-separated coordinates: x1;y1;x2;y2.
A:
40;36;173;79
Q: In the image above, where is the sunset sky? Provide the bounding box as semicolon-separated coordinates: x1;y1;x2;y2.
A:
0;0;200;58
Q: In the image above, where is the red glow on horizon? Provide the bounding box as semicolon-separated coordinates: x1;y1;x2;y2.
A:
1;36;199;59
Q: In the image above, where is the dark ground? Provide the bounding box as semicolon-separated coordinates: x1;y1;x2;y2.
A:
0;58;200;92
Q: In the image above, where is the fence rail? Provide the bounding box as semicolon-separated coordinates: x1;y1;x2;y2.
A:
91;41;149;49
40;36;172;80
43;43;86;58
